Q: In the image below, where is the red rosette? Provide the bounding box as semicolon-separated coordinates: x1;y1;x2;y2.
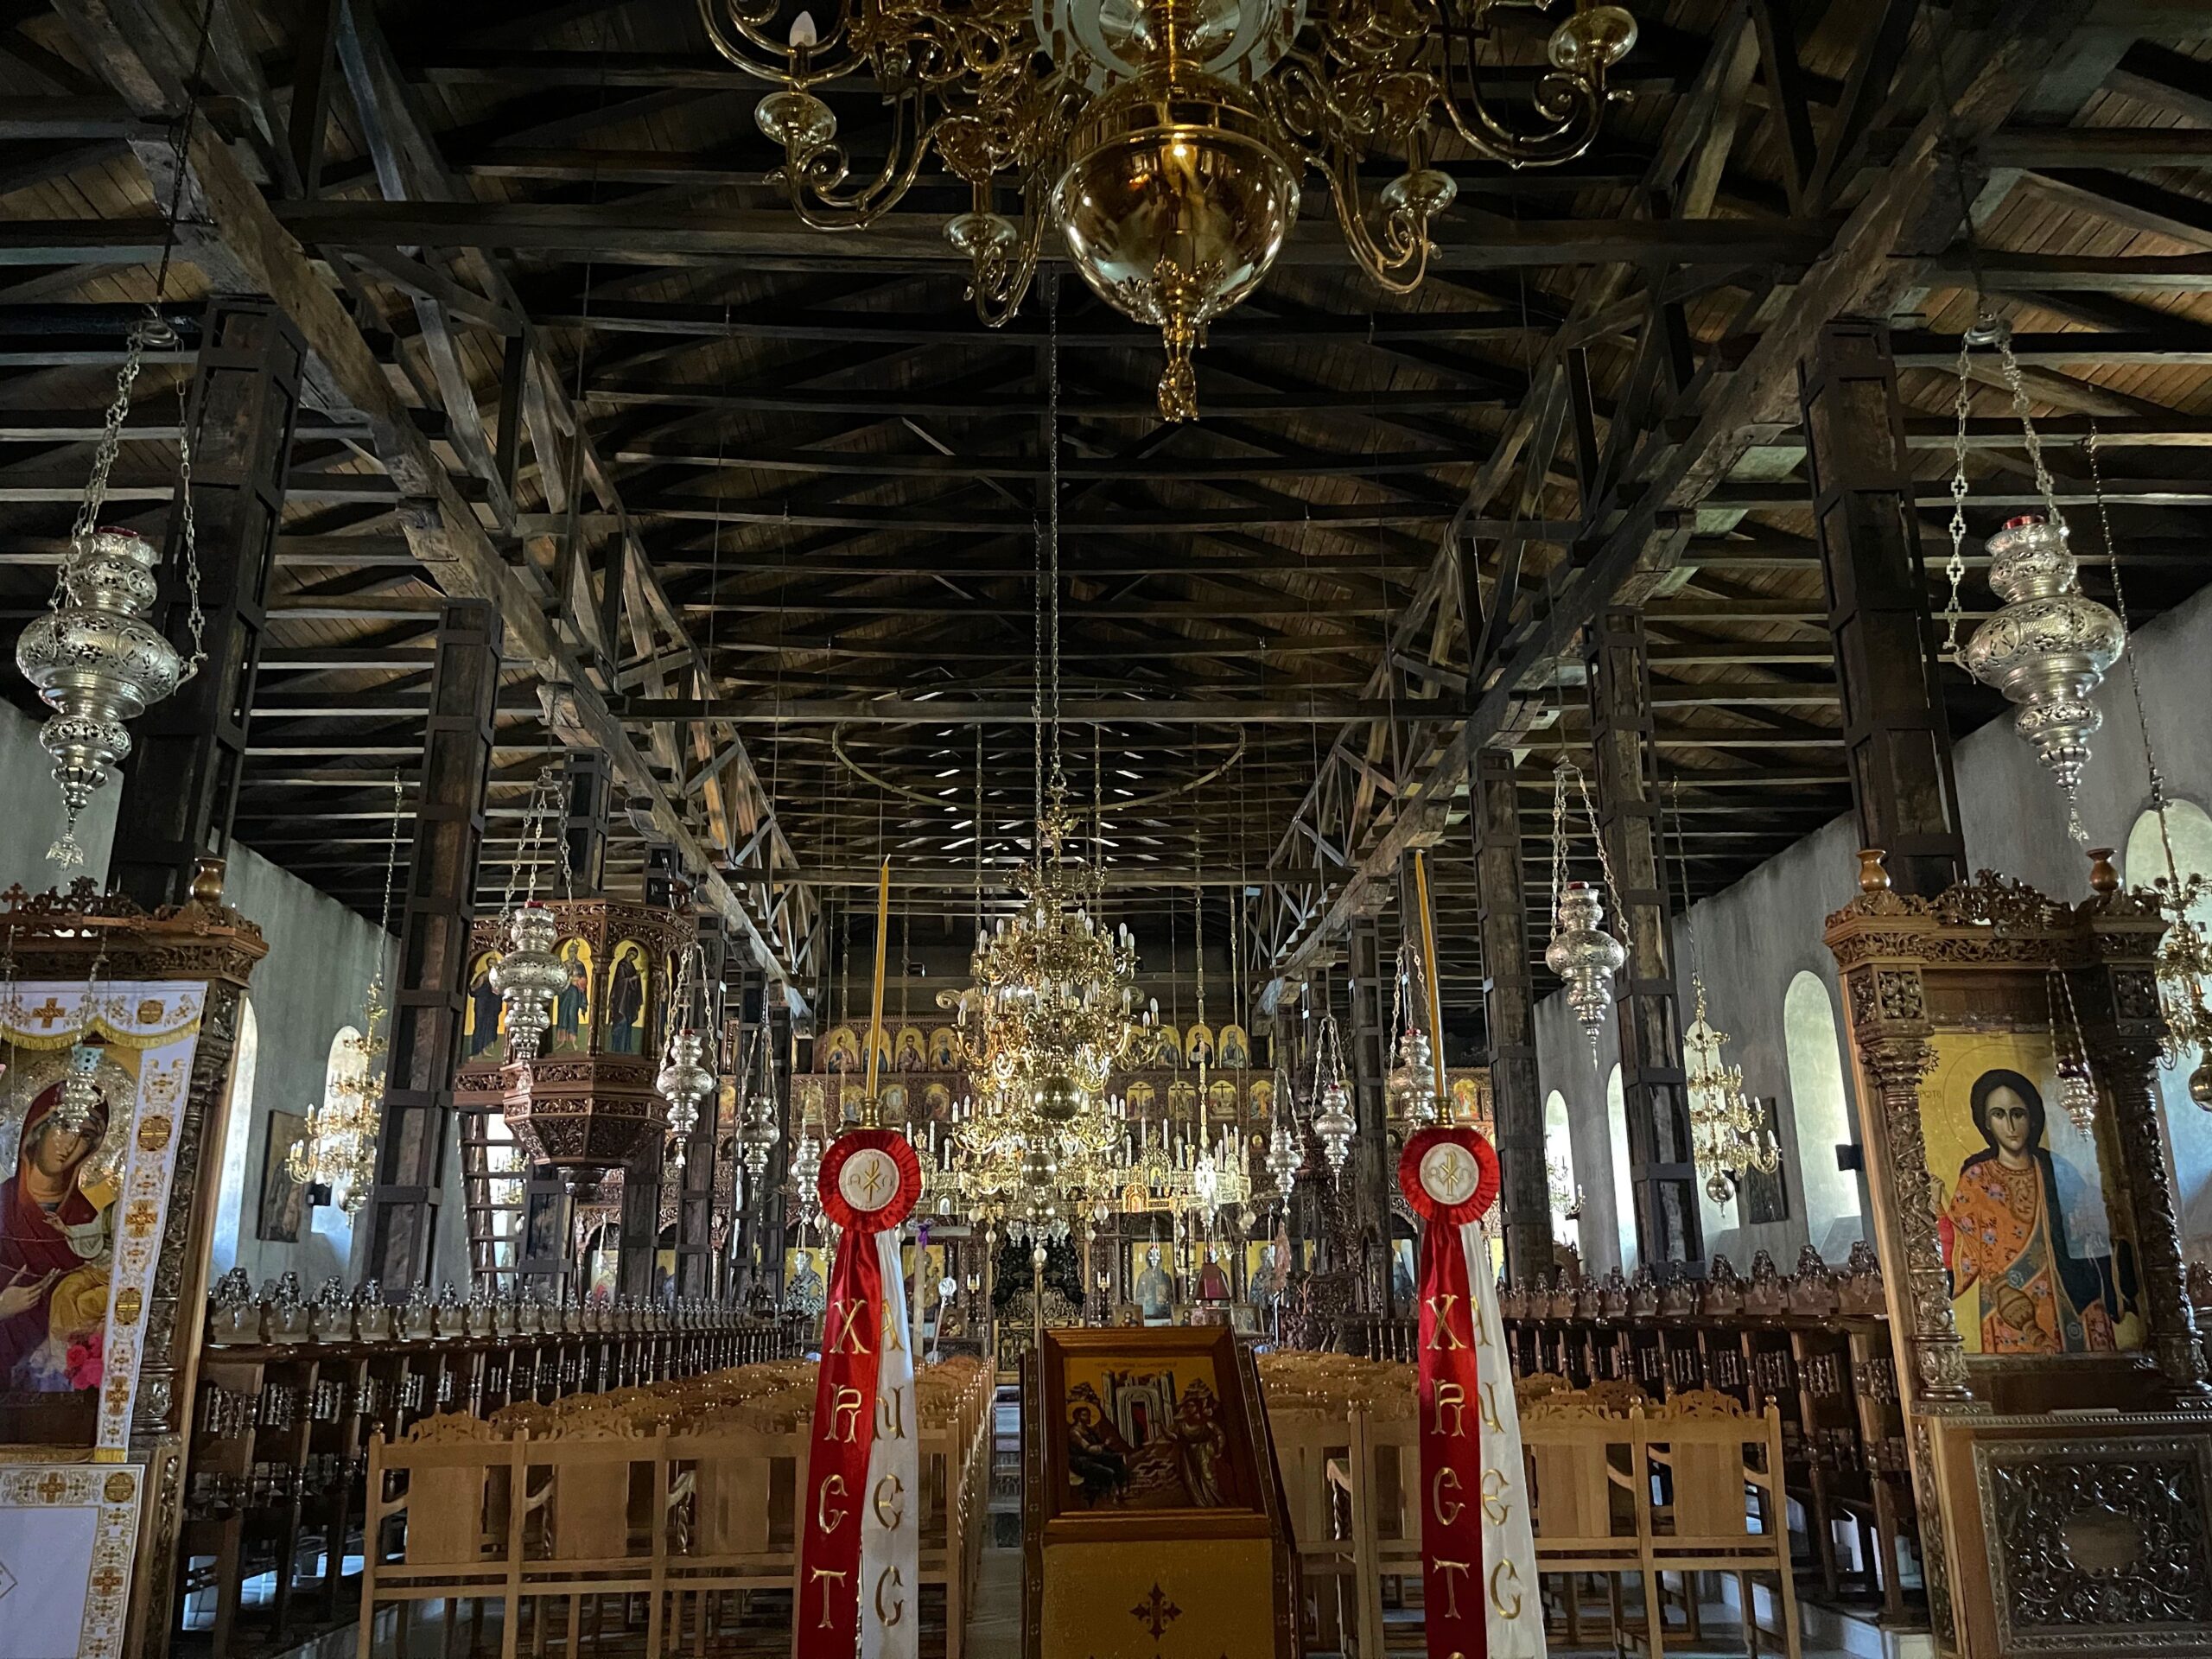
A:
1396;1125;1501;1228
818;1128;923;1231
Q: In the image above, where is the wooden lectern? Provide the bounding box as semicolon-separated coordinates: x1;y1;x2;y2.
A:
1023;1325;1299;1659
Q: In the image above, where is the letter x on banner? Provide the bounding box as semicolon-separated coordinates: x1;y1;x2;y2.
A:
799;1128;922;1659
1399;1125;1545;1658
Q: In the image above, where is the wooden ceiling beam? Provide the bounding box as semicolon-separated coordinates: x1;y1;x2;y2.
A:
270;198;1838;270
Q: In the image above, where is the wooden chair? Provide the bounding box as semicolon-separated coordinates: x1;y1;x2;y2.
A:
1637;1395;1799;1659
1520;1392;1653;1653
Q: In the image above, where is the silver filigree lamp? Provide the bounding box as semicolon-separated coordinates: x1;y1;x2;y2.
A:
1963;515;2122;842
1943;318;2124;844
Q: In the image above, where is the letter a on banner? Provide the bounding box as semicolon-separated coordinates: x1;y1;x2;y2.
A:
799;1128;922;1659
1399;1125;1544;1659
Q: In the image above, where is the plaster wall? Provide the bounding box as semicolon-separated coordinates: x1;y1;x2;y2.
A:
1530;575;2212;1276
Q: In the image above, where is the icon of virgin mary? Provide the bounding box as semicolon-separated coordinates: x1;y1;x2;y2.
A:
0;1080;115;1389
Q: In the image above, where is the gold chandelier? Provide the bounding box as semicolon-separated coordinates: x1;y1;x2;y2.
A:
1682;974;1774;1205
289;773;402;1212
704;0;1636;419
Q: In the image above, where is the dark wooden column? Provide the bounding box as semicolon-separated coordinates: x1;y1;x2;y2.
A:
1586;607;1702;1271
560;748;611;896
365;599;501;1287
1802;319;1967;899
1471;747;1552;1281
1345;915;1389;1310
111;297;304;909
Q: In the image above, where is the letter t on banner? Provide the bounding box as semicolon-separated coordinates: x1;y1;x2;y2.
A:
798;1128;921;1659
1399;1125;1545;1658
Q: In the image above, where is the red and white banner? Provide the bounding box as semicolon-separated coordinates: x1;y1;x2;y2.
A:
1399;1127;1545;1659
798;1129;921;1659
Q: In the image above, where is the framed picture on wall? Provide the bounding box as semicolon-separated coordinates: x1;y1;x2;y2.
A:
258;1109;310;1243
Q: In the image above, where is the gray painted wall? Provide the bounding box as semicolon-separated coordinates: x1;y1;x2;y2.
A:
1533;575;2212;1277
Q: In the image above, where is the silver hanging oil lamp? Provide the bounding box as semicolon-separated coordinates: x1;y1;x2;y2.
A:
1963;515;2122;841
1943;317;2123;844
657;1029;715;1169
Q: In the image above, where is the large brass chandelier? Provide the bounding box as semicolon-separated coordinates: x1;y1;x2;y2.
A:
703;0;1636;419
941;303;1144;1221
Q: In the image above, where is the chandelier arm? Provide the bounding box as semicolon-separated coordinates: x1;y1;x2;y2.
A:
1316;145;1438;296
965;178;1050;326
1430;12;1608;166
776;90;949;231
698;0;865;89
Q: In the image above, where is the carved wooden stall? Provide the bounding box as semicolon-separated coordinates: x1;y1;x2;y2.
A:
1826;849;2212;1658
180;1277;801;1656
0;866;265;1659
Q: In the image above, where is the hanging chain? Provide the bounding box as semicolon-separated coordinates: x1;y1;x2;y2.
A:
2088;424;2183;889
1548;760;1570;919
1046;289;1065;806
64;326;152;591
1993;324;2064;531
173;365;205;675
1554;757;1624;917
1943;336;1974;664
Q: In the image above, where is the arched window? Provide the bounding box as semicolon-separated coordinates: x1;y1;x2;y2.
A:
208;998;262;1278
1605;1065;1636;1270
1543;1088;1577;1249
2124;801;2212;1251
1783;970;1863;1256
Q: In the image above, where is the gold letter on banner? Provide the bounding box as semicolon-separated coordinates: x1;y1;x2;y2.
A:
1430;1467;1465;1528
833;1387;865;1443
1424;1294;1466;1349
1490;1560;1525;1620
810;1567;849;1627
815;1473;849;1535
1432;1559;1471;1619
830;1300;873;1355
874;1472;906;1529
878;1384;907;1440
875;1567;906;1625
1433;1381;1467;1438
1478;1380;1503;1433
1480;1466;1511;1525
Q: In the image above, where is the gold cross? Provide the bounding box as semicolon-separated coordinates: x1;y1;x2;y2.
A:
28;997;66;1030
857;1158;887;1203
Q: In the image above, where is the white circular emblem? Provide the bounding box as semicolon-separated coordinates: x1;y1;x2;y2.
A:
1418;1141;1482;1208
837;1147;902;1215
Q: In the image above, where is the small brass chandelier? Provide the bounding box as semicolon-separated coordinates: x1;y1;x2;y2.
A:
705;0;1635;420
1682;977;1772;1205
289;772;403;1212
1662;779;1771;1202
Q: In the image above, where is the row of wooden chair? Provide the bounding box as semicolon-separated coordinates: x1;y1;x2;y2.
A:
358;1357;993;1659
1264;1370;1797;1659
